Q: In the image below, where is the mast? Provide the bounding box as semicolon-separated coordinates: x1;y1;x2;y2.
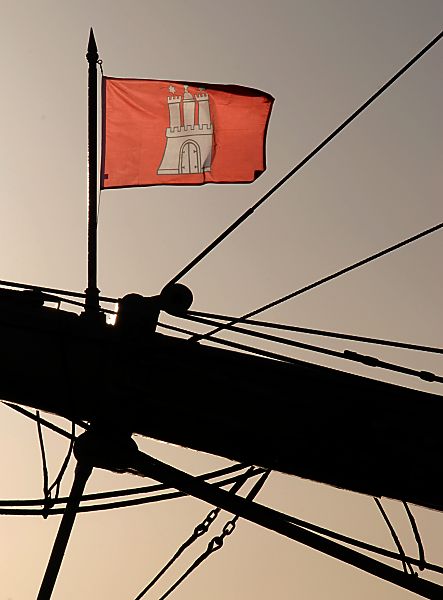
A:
85;28;100;313
36;32;102;598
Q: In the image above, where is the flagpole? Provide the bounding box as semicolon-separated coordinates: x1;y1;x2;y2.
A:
85;28;100;314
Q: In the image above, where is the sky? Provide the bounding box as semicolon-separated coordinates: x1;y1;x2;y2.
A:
0;0;442;598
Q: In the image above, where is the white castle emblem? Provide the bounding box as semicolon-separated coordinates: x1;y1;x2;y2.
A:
157;84;213;175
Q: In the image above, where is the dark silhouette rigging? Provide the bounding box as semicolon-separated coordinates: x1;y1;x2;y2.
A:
0;26;442;600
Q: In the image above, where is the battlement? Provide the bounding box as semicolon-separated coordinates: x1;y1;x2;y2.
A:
167;123;213;136
168;93;209;104
159;87;214;174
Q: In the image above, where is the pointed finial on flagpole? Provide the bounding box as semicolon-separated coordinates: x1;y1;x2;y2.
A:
87;27;98;60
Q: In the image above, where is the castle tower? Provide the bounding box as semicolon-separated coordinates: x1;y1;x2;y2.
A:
167;95;181;129
158;84;213;176
183;84;195;127
196;92;211;126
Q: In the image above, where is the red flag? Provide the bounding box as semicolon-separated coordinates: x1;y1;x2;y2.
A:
101;78;273;188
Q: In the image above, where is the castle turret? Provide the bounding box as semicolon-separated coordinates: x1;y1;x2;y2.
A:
167;95;181;130
158;84;213;176
196;92;211;126
183;85;195;127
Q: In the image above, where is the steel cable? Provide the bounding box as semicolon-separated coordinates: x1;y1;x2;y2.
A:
154;470;271;600
167;30;443;287
189;221;443;343
187;310;443;355
159;320;443;384
133;466;259;600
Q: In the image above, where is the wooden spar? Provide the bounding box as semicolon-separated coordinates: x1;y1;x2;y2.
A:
125;450;443;599
0;295;442;512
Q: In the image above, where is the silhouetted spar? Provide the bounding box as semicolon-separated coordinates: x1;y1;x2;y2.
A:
1;290;442;512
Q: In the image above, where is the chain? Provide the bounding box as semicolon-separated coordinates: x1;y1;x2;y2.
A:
157;469;270;600
133;466;259;600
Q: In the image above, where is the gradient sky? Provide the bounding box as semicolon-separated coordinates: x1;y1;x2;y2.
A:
0;1;442;598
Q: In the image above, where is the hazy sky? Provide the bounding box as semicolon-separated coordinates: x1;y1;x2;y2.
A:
0;1;442;598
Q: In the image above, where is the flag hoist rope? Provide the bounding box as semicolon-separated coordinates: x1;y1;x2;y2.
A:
167;29;443;289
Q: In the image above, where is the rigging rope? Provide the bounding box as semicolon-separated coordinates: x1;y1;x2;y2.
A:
36;412;50;515
2;283;441;362
4;403;86;439
2;401;437;581
0;280;116;303
1;471;441;578
36;412;76;518
0;470;267;516
374;497;414;575
282;511;442;576
1;404;258;512
402;501;426;572
133;466;259;600
0;465;248;507
155;470;270;600
159;321;443;384
188;310;443;355
1;410;441;580
3;286;441;382
167;30;443;287
189;221;443;343
129;451;443;599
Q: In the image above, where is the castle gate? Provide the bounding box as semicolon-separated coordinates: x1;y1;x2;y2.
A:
180;141;201;174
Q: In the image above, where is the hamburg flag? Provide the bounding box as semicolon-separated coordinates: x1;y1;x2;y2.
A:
101;78;274;188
